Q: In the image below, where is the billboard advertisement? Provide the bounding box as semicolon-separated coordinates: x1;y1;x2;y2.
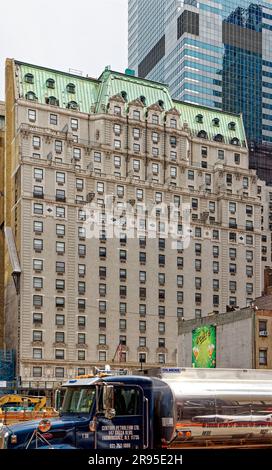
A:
192;325;216;368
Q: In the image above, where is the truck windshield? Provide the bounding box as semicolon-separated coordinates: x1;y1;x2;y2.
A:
61;387;96;414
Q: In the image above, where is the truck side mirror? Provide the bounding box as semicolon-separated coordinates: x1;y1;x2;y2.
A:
103;385;116;420
54;389;61;411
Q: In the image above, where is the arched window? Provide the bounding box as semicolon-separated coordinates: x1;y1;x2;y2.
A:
24;73;34;84
46;78;55;89
214;134;224;142
228;121;236;130
158;100;164;109
46;96;59;106
67;101;79;110
25;91;37;101
230;137;240;146
212;117;220;126
197;130;207;139
66;83;76;94
196;114;203;123
139;95;146;105
120;90;127;101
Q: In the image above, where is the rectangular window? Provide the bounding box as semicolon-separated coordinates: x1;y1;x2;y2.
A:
56;241;65;254
55;140;63;153
55;349;65;360
259;349;267;366
33;277;43;289
56;297;65;307
99;283;106;296
33;136;41;148
133;128;140;139
234;153;240;164
33;366;42;377
33;239;43;252
139;321;146;333
78;316;86;327
114;106;121;116
99;317;106;328
56;314;65;326
170;166;177;178
99;301;107;313
73;148;81;160
71;118;78;130
33;295;43;307
33;330;42;342
56;206;65;218
50;114;58;125
33;348;42;359
33;220;43;234
33;259;43;272
218;149;224;160
114;156;121;168
28;109;36;122
133;159;140;171
56;279;65;291
120;303;127;315
133;110;140;120
56;261;65;273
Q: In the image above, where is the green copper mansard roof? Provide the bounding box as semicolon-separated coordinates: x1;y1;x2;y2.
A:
15;61;246;146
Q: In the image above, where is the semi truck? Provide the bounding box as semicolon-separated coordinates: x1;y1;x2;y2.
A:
1;367;272;449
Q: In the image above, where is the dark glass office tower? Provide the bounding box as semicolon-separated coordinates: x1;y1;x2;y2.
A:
128;0;272;181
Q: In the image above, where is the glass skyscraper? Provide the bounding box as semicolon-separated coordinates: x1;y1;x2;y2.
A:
128;0;272;181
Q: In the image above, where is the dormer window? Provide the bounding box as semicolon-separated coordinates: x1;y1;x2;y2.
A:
230;137;240;146
197;130;207;139
196;114;203;123
25;91;38;101
228;121;236;131
140;95;146;105
120;90;127;101
212;118;220;126
46;78;55;89
46;96;59;106
214;134;224;143
24;73;34;84
158;100;164;109
67;101;79;110
66;83;76;94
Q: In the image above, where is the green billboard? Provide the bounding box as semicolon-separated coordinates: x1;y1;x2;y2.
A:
192;325;216;368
